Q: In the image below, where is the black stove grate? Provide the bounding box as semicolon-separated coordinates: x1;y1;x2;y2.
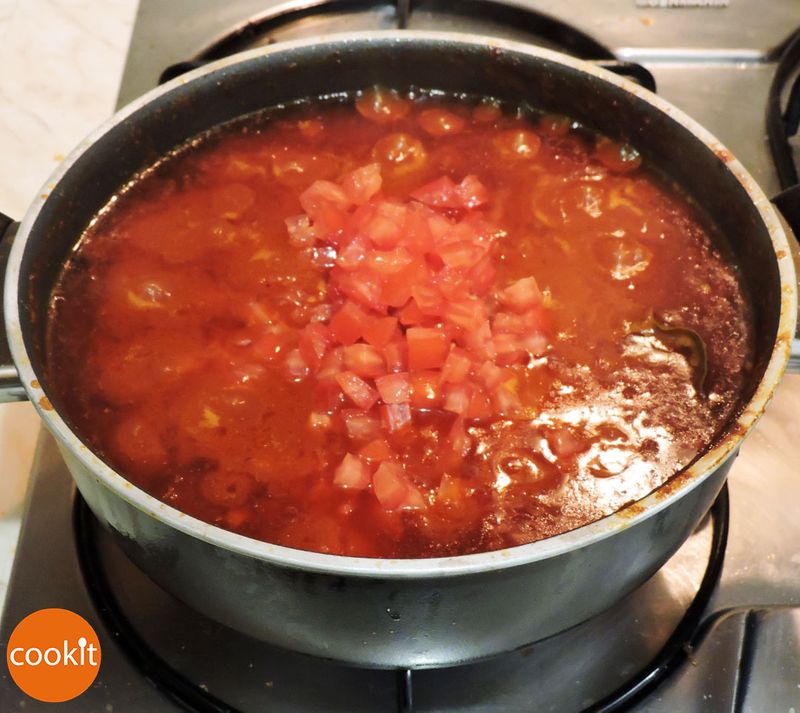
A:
157;0;638;86
73;487;729;713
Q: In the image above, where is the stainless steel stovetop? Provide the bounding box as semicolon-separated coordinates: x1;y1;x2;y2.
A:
2;1;800;711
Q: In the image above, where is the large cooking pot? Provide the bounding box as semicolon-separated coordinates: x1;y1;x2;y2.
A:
1;32;798;669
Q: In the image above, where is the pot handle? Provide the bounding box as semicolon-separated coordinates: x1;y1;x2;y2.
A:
770;188;800;374
0;212;26;402
768;28;800;374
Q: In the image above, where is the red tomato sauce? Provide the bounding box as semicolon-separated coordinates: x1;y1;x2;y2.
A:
45;89;753;558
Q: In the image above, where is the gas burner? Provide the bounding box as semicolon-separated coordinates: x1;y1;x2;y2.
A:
72;470;727;712
196;0;615;61
158;1;655;100
157;0;656;92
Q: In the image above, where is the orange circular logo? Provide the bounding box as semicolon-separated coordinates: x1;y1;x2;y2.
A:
6;608;101;703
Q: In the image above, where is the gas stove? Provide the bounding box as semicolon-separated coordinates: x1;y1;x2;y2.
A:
2;1;800;711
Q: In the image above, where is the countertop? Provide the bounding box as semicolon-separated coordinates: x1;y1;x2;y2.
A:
0;0;138;602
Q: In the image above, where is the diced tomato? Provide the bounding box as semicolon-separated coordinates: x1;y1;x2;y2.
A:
252;330;287;361
329;302;370;345
411;176;460;209
363;316;398;348
381;258;429;307
372;462;425;510
299;322;330;368
443;384;472;415
359;438;394;462
401;202;436;252
341;409;382;441
335;371;379;410
519;332;547;356
443;298;488;332
493;311;529;335
375;372;411;404
284;162;550;450
455;175;489;208
344;343;386;378
333;453;371;489
438;472;467;503
336;236;370;271
363;202;407;248
493;384;522;416
366;246;414;275
441;348;472;384
285;348;310;379
316;347;345;384
410;284;442;315
383;339;408;373
467;386;493;419
467;254;497;296
341;163;382;204
397;299;426;327
308;411;333;431
498;276;543;313
410;370;443;409
462;321;495;361
493;333;527;366
331;267;384;312
478;360;505;389
285;214;317;247
407;327;449;370
381;402;412;433
437;241;486;270
447;417;472;457
299;179;351;218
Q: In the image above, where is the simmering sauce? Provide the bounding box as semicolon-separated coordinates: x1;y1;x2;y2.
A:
46;89;753;558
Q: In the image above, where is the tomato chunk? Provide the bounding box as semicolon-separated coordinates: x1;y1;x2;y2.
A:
359;438;394;462
372;462;425;510
375;372;411;404
498;276;543;313
381;402;412;433
335;371;379;410
343;344;386;378
407;327;449;370
341;163;382;204
363;316;399;348
333;453;371;490
411;176;460;209
282;162;551;466
409;370;443;409
329;302;370;345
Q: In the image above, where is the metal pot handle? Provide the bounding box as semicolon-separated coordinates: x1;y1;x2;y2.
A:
771;187;800;374
0;212;26;402
768;28;800;374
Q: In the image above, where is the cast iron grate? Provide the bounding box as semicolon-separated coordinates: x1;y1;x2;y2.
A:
73;487;728;713
157;0;654;92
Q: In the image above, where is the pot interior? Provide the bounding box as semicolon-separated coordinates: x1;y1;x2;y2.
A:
17;33;781;465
